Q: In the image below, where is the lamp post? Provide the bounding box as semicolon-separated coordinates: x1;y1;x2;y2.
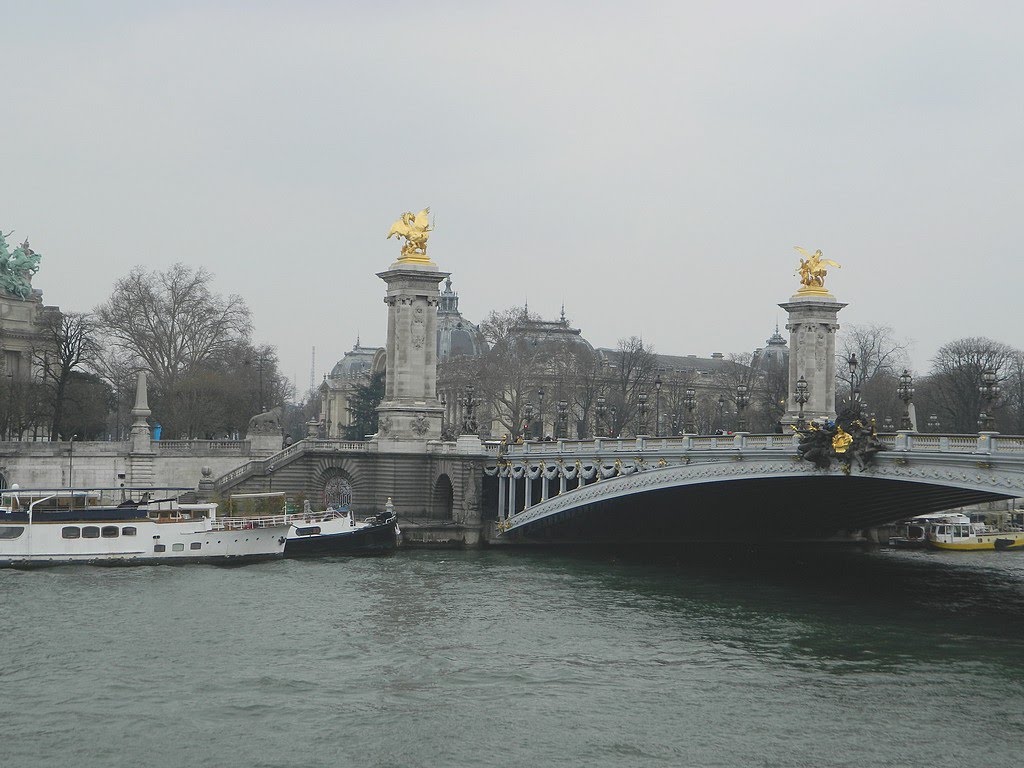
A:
683;388;697;434
794;376;809;430
556;399;568;439
928;414;941;432
637;391;649;435
979;369;1000;431
847;353;858;408
735;384;749;432
610;405;618;437
523;402;534;441
654;374;662;437
595;395;607;437
716;393;726;431
897;369;915;430
537;387;545;440
68;433;78;488
461;384;478;435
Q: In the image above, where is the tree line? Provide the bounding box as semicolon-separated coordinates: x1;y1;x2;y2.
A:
13;271;1024;443
5;264;290;441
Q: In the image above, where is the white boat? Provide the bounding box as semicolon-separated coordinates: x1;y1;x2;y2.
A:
0;487;290;568
225;492;400;557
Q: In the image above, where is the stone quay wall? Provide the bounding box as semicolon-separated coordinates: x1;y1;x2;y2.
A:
0;440;253;491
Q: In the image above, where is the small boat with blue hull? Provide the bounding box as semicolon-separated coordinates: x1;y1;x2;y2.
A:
0;487;289;568
225;493;400;557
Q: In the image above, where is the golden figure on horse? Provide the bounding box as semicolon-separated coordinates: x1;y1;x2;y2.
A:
388;208;433;262
794;246;840;292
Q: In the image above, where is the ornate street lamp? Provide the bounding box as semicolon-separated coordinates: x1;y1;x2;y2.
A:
794;376;809;430
897;369;915;430
556;399;569;439
716;393;726;431
736;383;749;432
461;384;478;435
637;391;649;435
595;395;607;437
654;374;663;437
928;414;941;432
683;388;697;434
847;353;858;407
979;369;1000;431
609;405;618;437
537;387;545;439
523;402;534;440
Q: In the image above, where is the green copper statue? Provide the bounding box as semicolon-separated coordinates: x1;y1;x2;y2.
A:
0;230;42;299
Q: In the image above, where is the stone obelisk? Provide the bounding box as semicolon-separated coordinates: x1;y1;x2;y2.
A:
373;209;449;453
779;248;846;426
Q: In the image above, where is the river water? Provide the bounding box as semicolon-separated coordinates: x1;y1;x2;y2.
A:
3;546;1023;768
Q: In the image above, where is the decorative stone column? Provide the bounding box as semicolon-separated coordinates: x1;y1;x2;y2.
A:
779;282;847;426
374;242;449;453
128;371;156;486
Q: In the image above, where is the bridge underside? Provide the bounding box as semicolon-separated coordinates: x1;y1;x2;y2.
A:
507;476;1014;543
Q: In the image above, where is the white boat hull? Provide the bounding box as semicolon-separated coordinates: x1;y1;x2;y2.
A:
0;518;288;567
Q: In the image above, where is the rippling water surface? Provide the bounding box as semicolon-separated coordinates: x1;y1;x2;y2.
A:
3;546;1024;768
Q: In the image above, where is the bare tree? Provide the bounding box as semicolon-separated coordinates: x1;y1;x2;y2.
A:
928;337;1016;432
607;337;656;436
34;311;101;440
837;324;910;406
95;263;252;395
476;306;545;439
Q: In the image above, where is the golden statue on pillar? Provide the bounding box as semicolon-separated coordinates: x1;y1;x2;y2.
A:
794;246;841;295
388;208;433;263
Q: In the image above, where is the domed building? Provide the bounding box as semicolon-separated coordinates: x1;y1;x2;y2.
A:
318;340;385;439
437;278;486;359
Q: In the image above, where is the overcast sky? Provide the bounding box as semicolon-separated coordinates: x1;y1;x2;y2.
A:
4;1;1021;394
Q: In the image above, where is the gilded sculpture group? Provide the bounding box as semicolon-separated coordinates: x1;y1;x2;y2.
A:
794;245;840;291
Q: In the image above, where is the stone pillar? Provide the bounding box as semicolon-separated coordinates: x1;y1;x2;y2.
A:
779;291;847;426
128;371;155;486
497;473;507;520
374;257;449;453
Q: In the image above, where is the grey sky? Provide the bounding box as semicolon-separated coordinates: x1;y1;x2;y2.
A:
4;1;1022;394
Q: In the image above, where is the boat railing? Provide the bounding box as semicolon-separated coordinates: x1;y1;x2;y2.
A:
212;514;292;530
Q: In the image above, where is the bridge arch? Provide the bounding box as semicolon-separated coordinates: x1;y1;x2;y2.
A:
491;434;1024;543
432;474;454;520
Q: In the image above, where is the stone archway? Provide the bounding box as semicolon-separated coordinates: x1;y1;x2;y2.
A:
432;474;454;520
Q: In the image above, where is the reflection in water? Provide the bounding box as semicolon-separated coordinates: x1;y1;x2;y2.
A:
2;547;1023;768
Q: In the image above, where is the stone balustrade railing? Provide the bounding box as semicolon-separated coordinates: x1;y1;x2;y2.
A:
155;439;251;455
497;432;1024;459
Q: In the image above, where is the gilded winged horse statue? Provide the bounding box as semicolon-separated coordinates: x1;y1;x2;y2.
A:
794;246;840;290
387;208;432;260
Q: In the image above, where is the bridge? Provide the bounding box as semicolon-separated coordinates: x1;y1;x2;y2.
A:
486;432;1024;543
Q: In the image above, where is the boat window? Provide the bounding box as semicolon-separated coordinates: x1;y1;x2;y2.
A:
295;526;321;536
172;543;184;552
82;526;100;539
190;542;202;550
101;526;119;538
62;527;80;539
0;525;24;539
122;526;137;536
154;544;166;552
